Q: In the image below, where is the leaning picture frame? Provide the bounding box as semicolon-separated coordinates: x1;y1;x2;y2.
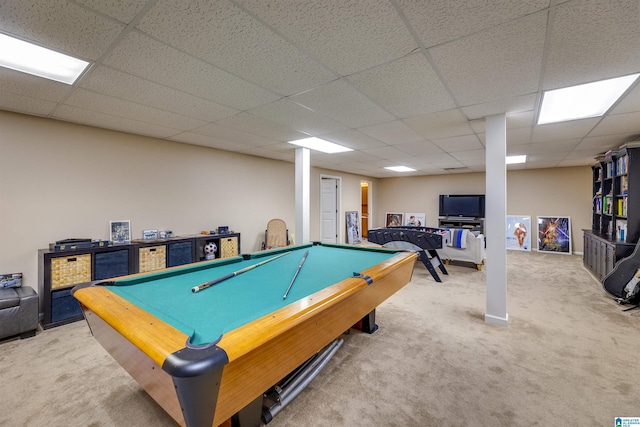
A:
404;212;425;227
345;211;361;244
110;220;131;244
537;216;571;254
385;212;404;227
506;215;531;251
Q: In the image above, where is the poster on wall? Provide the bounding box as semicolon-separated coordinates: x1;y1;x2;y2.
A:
110;220;131;244
345;211;361;244
537;216;571;254
385;212;404;227
506;215;531;251
404;213;426;227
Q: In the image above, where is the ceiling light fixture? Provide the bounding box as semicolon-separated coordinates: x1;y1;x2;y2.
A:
288;137;352;154
0;33;90;85
384;166;416;172
506;155;526;164
538;73;640;125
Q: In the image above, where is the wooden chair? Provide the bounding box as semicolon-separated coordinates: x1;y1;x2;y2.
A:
261;219;290;250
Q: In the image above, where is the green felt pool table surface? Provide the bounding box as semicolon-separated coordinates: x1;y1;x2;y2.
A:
107;243;402;345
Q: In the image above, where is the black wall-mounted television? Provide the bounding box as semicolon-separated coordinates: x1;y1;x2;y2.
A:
439;194;485;218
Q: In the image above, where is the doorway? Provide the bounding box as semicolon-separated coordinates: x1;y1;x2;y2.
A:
320;175;341;243
361;181;371;238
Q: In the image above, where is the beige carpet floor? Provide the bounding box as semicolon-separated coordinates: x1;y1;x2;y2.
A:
2;250;639;426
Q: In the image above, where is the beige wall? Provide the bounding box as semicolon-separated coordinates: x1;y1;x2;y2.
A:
1;111;592;292
376;167;592;253
0;111;375;289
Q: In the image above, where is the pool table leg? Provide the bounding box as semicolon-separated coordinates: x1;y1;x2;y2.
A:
359;309;378;334
231;395;263;427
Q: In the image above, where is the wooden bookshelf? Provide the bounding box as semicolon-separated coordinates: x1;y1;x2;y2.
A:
584;144;640;280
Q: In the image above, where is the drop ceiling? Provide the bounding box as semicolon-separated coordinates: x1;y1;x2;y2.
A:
1;0;639;177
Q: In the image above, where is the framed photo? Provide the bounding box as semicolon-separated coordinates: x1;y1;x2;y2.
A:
537;216;571;254
142;229;158;240
345;211;361;244
385;212;404;227
110;220;131;244
506;215;531;251
405;212;425;227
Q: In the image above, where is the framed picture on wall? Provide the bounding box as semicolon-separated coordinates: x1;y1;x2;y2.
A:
537;216;571;254
404;213;425;227
506;215;531;251
110;220;131;244
385;212;404;227
345;211;361;244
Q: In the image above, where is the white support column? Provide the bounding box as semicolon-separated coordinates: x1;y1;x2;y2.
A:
295;147;310;244
485;114;508;326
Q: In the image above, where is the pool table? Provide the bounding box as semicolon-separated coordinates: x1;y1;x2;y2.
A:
72;242;417;427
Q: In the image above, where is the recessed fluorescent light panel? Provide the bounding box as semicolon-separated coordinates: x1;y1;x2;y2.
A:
0;33;90;85
538;73;640;125
288;137;352;154
384;166;416;172
506;155;526;164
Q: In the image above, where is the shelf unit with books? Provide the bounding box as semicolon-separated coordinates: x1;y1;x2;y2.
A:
584;144;640;280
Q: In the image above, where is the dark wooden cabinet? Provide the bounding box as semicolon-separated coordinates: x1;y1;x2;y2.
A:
38;245;135;329
584;144;640;279
38;233;241;329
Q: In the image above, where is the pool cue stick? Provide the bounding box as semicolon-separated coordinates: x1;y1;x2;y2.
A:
192;251;291;293
283;250;309;300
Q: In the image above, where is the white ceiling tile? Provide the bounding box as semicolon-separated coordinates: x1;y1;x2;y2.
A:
432;135;484;152
507;127;533;145
237;0;418;76
531;118;599;142
215;113;307;143
461;94;537;120
0;91;58;116
0;68;71;102
80;66;239;122
249;99;349;135
348;53;456;118
103;31;280;111
611;82;640;115
507;144;531;156
574;134;628;152
450;149;487;161
171;132;257;153
188;122;277;147
398;0;550;47
321;130;387;150
358;120;424;145
291;79;395;128
429;12;547;106
1;1;638;177
0;0;125;60
543;0;640;90
589;111;640;137
75;0;149;24
394;141;444;156
529;139;581;154
361;145;414;160
237;146;295;163
64;89;207;131
507;111;536;129
53;104;179;138
137;0;335;95
403;109;473;140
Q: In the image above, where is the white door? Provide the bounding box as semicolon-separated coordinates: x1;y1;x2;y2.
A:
321;178;338;243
